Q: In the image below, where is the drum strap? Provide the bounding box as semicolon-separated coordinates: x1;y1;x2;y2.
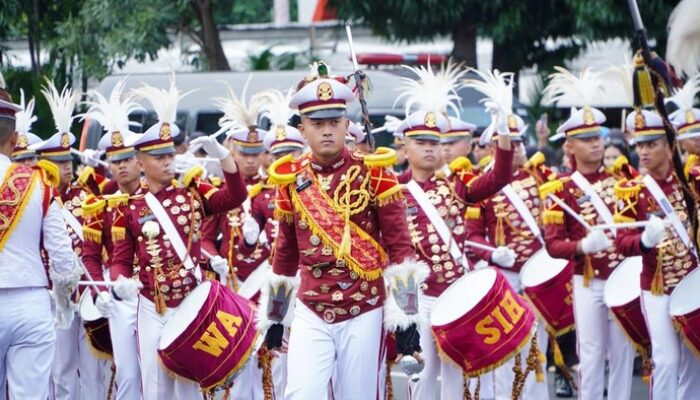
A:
406;180;470;270
571;171;616;236
501;184;544;244
144;192;202;282
61;208;84;242
642;175;696;254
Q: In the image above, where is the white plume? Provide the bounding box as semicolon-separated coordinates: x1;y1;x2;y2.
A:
604;57;635;107
667;73;700;114
213;76;268;135
542;66;606;107
255;86;296;128
41;78;79;135
463;68;515;117
15;89;37;135
0;70;6;90
131;71;191;125
83;77;143;133
395;59;466;117
667;0;700;77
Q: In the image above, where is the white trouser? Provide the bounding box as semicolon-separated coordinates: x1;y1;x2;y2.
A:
53;308;107;400
494;270;549;400
0;288;56;400
285;301;384;400
110;297;142;400
407;295;494;400
229;332;288;400
136;295;200;400
573;275;635;400
641;291;700;400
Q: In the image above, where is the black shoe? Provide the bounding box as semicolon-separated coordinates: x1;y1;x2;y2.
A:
555;372;573;398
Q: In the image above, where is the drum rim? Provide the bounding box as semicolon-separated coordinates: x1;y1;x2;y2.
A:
669;268;700;316
159;280;214;348
603;256;643;308
430;267;497;327
519;249;569;288
78;290;103;322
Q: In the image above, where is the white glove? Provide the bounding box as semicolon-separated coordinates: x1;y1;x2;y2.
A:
491;246;517;268
190;136;229;160
641;215;667;249
210;255;230;277
51;289;74;330
242;216;260;246
80;149;104;167
95;291;115;318
580;230;613;254
112;276;142;301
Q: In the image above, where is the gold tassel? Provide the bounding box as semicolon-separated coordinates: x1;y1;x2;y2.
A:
583;255;594;287
495;215;506;247
542;210;564;225
551;336;565;368
463;372;472;400
153;269;166;315
633;53;655;107
258;346;274;400
111;227;125;241
385;360;394;400
338;223;351;257
651;248;665;295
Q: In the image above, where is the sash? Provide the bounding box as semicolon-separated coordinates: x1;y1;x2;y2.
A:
0;164;37;251
501;184;544;244
61;208;84;242
290;172;387;281
406;180;470;270
642;175;696;254
571;172;616;236
144;192;202;282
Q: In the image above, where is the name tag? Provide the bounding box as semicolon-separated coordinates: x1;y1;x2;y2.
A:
576;195;590;205
406;206;418;215
138;214;156;225
296;180;312;192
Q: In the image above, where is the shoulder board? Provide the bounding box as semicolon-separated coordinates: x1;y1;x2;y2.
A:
35;159;60;187
269;153;305;185
362;147;397;168
248;182;263;198
449;156;473;174
614;178;643;201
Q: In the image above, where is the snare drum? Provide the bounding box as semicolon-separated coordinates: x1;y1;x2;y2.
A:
520;249;574;336
670;268;700;359
78;291;113;359
158;280;258;392
431;267;536;376
604;256;650;349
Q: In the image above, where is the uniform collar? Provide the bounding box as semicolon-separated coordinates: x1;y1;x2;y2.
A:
309;148;348;173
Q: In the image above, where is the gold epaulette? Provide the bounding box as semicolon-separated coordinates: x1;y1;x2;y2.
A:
76;166;95;188
268;153;304;185
81;194;107;218
36;159;60;187
248;182;263;198
362;147;397;168
542;210;565;225
685;154;699;179
614;178;643;201
465;206;481;220
210;176;222;188
525;151;545;169
182;165;205;188
449;156;473;174
539;179;565;200
478;155;493;170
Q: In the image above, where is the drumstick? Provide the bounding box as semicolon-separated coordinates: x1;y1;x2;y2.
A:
201;249;229;285
70;148;109;168
546;194;592;230
463;240;498;252
78;280;119;287
590;220;671;231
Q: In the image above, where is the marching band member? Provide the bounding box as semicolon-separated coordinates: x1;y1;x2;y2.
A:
11;89;41;166
257;62;427;400
0;72;80;400
668;73;700;190
541;67;636;400
399;64;514;400
79;78;144;400
108;76;247;399
440;115;476;165
614;109;700;400
33;80;109;400
466;141;555;399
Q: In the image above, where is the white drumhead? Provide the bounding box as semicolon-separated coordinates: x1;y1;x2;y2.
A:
520;249;569;288
78;291;102;322
604;256;642;308
431;268;497;326
670;269;700;316
159;281;212;349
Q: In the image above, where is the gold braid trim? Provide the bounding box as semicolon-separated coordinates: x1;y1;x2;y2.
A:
274;207;294;224
583;255;594;287
542;210;564;225
651;246;665;295
375;187;403;207
0;167;38;252
465;206;481;220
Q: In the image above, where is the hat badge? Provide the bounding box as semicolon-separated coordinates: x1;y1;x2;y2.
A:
17;134;28;148
424;112;437;128
583;107;595;125
60;132;70;148
317;82;334;102
247;129;259;143
159;123;172;141
635;112;646;130
686;110;696;125
275;126;287;141
112;131;124;147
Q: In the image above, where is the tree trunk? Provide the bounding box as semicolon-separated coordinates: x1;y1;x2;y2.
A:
451;24;477;67
491;42;520;85
191;0;230;71
274;0;290;26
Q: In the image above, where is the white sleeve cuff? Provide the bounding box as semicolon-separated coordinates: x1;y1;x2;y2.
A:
383;257;430;331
